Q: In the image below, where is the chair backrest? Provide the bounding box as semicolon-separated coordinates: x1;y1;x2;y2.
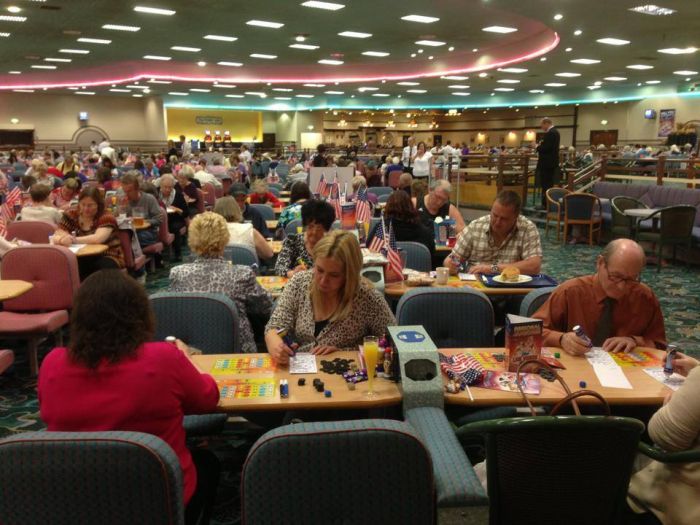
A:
195;188;205;214
367;186;393;198
149;292;241;353
117;229;137;269
285;218;302;236
268;182;283;191
659;205;697;239
225;243;259;266
242;419;435;525
250;203;275;220
202;182;217;208
377;193;390;204
0;431;184;525
519;287;556;317
6;220;57;243
157;207;171;244
564;193;598;220
396;288;495;347
1;245;79;312
397;241;432;272
455;416;644;525
545;187;570;213
268;186;281;197
611;196;646;228
274;163;290;181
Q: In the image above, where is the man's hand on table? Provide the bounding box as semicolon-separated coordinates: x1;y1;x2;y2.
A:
602;337;636;354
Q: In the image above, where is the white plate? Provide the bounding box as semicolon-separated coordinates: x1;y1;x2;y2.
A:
492;274;533;284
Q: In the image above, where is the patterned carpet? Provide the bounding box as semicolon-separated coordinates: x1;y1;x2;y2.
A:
0;228;698;524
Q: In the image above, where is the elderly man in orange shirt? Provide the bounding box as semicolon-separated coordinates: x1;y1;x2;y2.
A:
534;238;666;356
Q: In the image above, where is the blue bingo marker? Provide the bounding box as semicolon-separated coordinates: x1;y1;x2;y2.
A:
572;325;593;348
664;344;678;376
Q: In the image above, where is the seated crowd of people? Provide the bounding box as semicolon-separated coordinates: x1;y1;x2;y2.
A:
0;139;697;525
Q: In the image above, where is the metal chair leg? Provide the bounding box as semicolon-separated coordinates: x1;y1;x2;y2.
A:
27;338;39;376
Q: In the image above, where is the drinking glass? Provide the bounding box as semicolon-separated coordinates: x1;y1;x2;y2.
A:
363;336;380;398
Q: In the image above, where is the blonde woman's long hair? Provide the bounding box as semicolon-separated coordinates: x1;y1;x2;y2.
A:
310;230;364;322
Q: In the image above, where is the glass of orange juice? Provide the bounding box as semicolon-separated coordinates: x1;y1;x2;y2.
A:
363;336;379;397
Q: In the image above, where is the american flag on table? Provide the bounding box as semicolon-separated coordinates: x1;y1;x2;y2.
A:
439;353;485;385
328;181;342;219
0;186;22;238
316;173;327;196
386;222;403;278
368;215;387;253
356;185;371;224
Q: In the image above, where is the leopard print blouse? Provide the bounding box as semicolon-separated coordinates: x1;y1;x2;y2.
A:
265;270;396;352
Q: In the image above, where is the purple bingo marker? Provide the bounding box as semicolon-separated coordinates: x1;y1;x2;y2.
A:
664;344;678;376
572;325;593;348
449;253;464;272
277;328;297;357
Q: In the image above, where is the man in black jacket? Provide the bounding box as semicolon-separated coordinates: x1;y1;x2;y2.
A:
536;117;560;208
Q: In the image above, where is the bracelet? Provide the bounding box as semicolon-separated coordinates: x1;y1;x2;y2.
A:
559;333;566;347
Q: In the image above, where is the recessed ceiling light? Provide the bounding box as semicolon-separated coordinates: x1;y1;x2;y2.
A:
272;88;293;92
646;80;661;84
217;61;243;67
362;51;390;57
627;64;654;70
324;90;344;94
401;14;439;23
358;87;379;91
545;82;566;87
448;46;454;51
498;67;528;73
441;75;469;80
556;72;581;77
338;31;371;38
171;46;201;52
629;5;676;16
482;26;517;34
0;15;26;22
497;79;520;84
448;84;470;89
417;49;423;53
8;70;21;74
540;57;547;61
397;81;420;86
303;84;325;88
250;53;277;59
406;89;427;93
212;84;235;88
273;96;292;100
301;1;345;10
125;85;149;89
318;59;344;65
168;92;189;96
246;20;284;29
371;93;390;97
586;85;601;90
78;37;111;44
674;70;698;75
594;81;602;85
102;24;140;32
597;37;630;45
31;64;56;69
570;58;600;64
75;91;96;95
132;93;143;97
6;6;21;13
245;91;267;97
529;89;545;93
44;57;72;62
604;76;627;81
148;79;172;84
143;55;171;61
225;94;244;98
415;39;446;47
59;48;89;54
553;13;563;20
478;72;488;78
189;88;210;93
565;47;573;52
204;34;237;42
574;29;583;36
290;43;319;50
296;94;314;98
133;6;175;15
197;61;206;66
12;89;34;92
658;47;697;55
0;32;10;37
451;92;470;96
109;88;131;93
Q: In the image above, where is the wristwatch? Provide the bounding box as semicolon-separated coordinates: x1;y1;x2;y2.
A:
491;263;499;274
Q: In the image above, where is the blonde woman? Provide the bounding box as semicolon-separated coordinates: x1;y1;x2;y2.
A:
265;230;395;364
248;179;282;207
169;212;272;354
213;196;273;260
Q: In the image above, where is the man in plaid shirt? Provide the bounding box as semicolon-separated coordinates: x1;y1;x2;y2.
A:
444;190;542;276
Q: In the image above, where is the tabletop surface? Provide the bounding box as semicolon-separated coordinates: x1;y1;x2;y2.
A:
385;276;536;297
623;208;659;218
441;348;670;407
75;244;108;257
266;220;278;230
0;279;33;301
192;351;402;411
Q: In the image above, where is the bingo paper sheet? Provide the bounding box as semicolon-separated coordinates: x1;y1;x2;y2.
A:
211;356;276;375
218;379;276;399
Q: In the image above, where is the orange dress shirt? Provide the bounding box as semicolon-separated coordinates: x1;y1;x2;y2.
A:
534;275;666;349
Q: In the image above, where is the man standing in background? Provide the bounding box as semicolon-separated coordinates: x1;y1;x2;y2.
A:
535;117;560;208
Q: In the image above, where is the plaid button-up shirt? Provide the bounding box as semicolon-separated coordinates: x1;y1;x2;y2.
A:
449;214;542;265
